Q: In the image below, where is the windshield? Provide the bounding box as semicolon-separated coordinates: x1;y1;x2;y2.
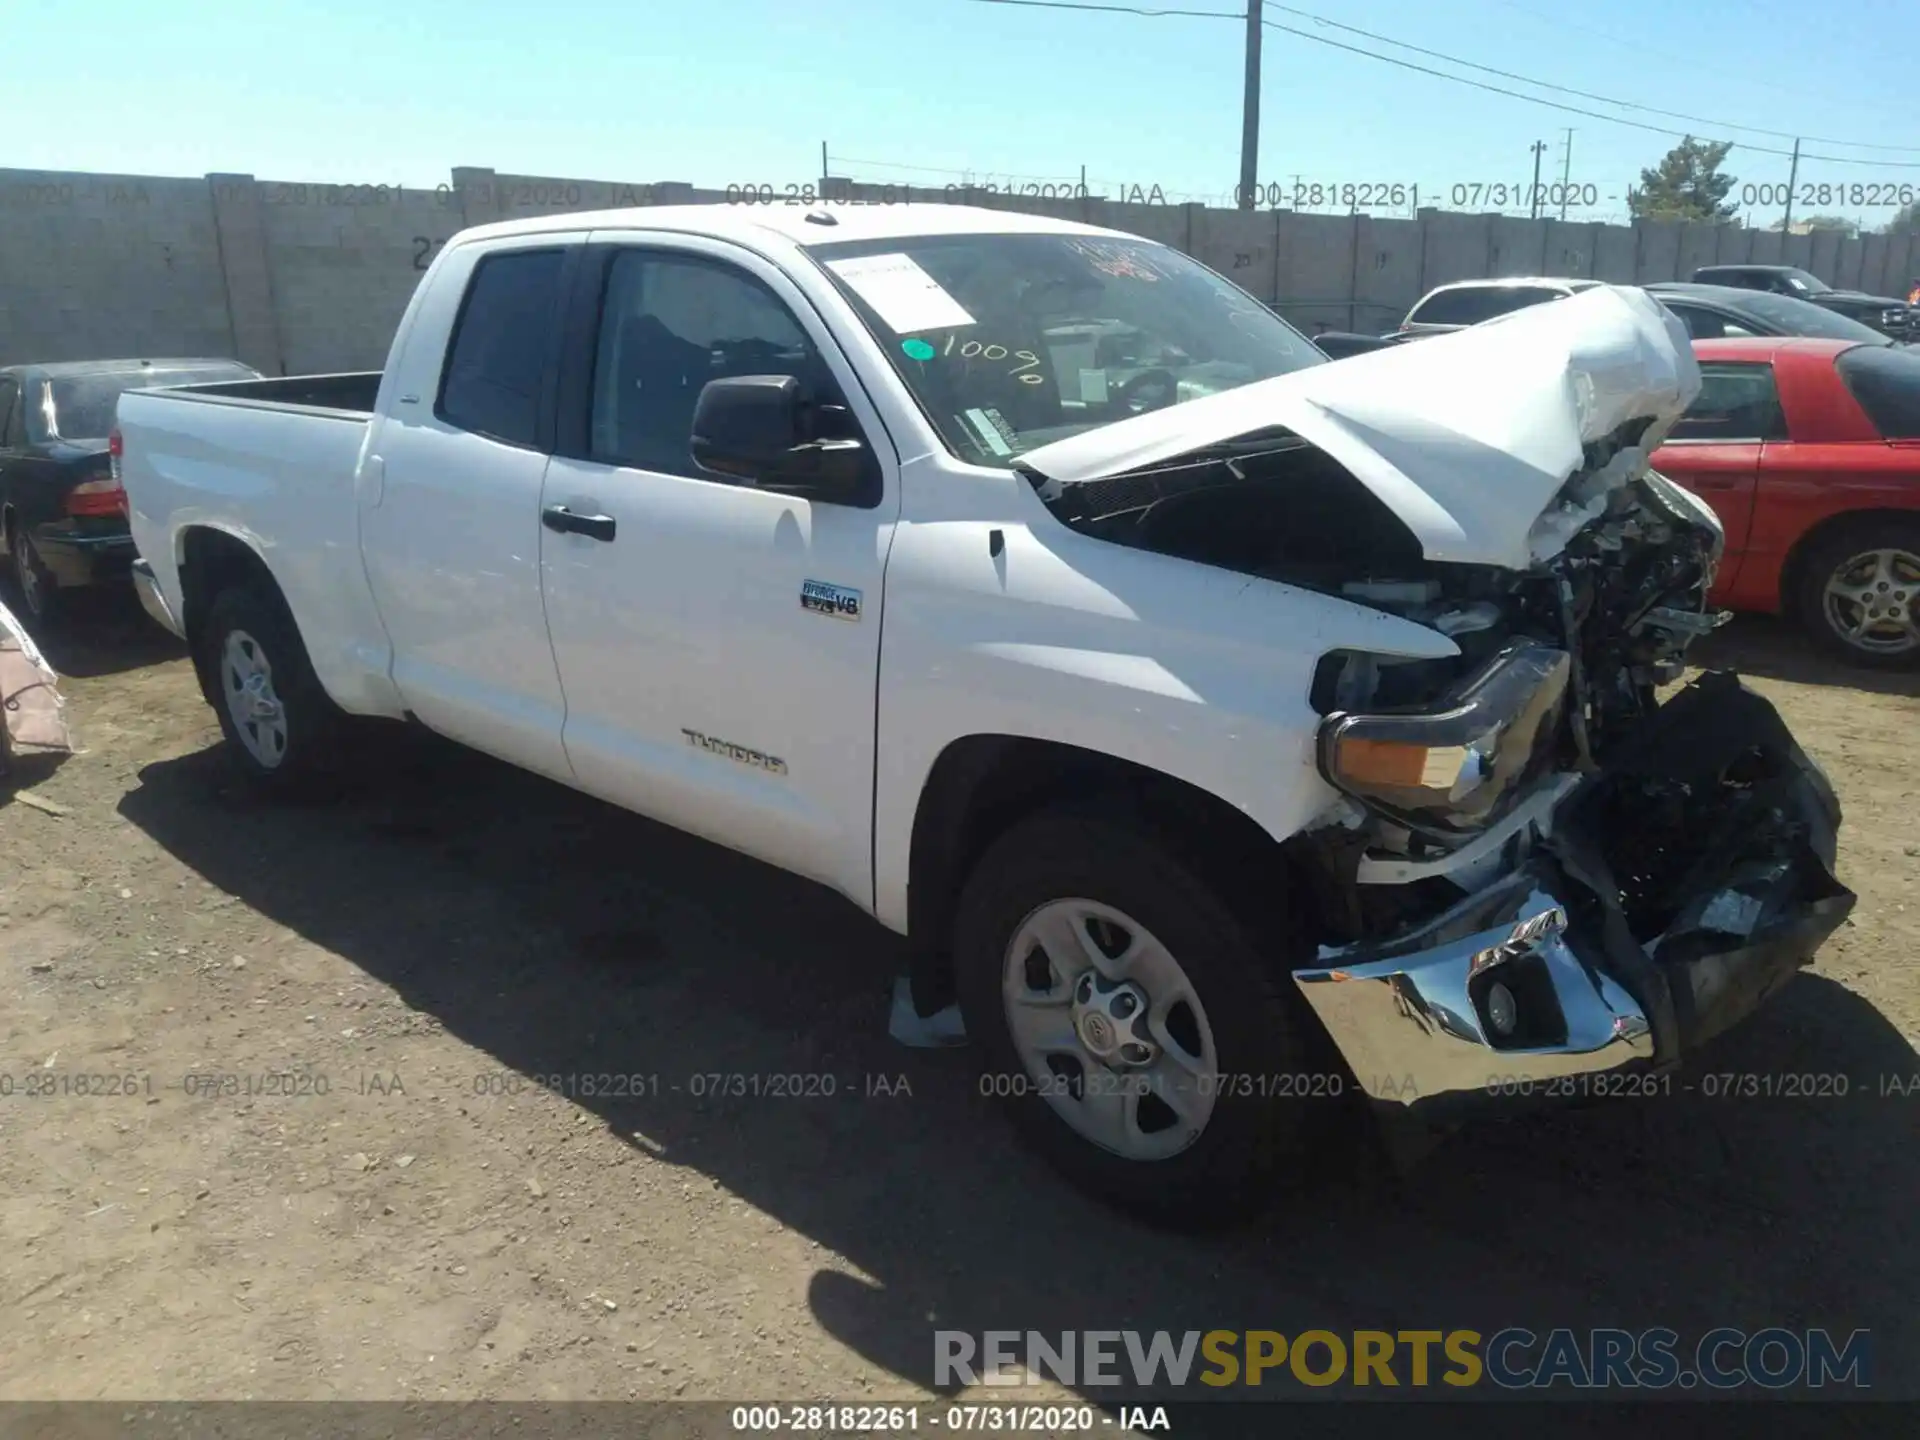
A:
1781;269;1832;296
809;233;1324;467
41;364;257;441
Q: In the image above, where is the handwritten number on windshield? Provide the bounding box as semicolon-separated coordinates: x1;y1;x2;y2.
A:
941;335;1046;384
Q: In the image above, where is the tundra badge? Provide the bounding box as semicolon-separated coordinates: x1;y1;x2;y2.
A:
681;729;787;776
801;579;862;621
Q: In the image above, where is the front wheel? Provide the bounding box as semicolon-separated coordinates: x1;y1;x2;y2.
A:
199;584;347;794
953;807;1332;1227
1795;520;1920;668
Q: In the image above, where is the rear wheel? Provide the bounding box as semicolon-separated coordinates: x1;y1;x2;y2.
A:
953;806;1331;1228
6;522;59;627
199;584;347;794
1795;519;1920;668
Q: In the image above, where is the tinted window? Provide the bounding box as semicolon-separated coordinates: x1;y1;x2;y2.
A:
1836;343;1920;438
589;251;856;481
44;364;258;441
1726;292;1886;343
813;232;1322;468
0;379;18;447
1408;285;1563;327
439;248;569;448
1667;362;1785;441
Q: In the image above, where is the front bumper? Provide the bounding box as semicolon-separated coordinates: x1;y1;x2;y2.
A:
1294;671;1855;1120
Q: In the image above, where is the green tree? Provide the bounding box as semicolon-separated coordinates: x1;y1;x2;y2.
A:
1883;200;1920;234
1629;137;1740;222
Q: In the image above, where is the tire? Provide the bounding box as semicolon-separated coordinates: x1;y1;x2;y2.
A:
6;521;60;628
953;805;1330;1228
1794;519;1920;669
198;583;348;795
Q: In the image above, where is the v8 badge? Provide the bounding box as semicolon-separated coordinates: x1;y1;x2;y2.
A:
801;579;862;621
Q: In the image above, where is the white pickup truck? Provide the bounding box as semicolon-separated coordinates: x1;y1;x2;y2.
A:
116;203;1854;1223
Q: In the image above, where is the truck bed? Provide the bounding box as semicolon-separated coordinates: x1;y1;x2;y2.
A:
117;375;394;716
158;371;382;416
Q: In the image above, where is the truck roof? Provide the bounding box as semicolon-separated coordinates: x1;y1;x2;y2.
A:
450;202;1125;251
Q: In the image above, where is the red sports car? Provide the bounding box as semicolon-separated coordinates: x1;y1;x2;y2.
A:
1652;335;1920;667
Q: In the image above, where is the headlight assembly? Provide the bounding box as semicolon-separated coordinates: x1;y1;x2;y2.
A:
1316;639;1571;838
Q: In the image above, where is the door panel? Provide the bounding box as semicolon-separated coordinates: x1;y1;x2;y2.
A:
539;239;901;908
1655;441;1762;599
1652;360;1786;603
361;237;585;781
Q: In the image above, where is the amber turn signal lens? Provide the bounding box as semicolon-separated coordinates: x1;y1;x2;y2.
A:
1331;737;1469;791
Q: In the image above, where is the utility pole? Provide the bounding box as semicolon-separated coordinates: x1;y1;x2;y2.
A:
1782;137;1802;233
1558;129;1574;220
1529;140;1548;219
821;141;829;191
1239;0;1262;209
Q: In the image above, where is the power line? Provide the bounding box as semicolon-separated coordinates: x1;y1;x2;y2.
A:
953;0;1920;165
1263;3;1920;154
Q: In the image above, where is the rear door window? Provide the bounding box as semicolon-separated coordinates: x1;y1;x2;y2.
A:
1835;342;1920;438
1407;285;1562;326
1667;362;1786;441
438;248;570;449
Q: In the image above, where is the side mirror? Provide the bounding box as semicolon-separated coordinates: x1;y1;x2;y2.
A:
690;375;869;502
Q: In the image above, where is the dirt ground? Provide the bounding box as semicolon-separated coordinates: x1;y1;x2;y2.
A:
2;592;1916;1405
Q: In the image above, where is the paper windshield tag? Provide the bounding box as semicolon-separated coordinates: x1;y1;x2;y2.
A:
963;407;1015;457
1078;369;1109;404
826;253;976;334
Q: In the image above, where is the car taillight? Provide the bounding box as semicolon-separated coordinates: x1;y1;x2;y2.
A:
108;426;123;481
67;477;128;518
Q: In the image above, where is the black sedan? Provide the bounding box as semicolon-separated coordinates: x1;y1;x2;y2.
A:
1645;282;1898;345
0;357;259;623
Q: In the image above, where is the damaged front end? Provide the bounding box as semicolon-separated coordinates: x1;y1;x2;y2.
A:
1295;669;1854;1119
1286;450;1854;1118
1016;286;1856;1121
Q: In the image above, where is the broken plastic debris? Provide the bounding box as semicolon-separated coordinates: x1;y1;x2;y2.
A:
888;975;967;1048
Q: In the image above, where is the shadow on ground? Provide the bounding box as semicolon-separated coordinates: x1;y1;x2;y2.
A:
117;724;1919;1412
1695;613;1920;699
23;586;187;680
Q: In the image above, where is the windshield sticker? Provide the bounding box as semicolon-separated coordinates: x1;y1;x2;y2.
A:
1078;369;1110;404
827;253;976;333
901;337;937;361
963;407;1016;458
1062;238;1169;282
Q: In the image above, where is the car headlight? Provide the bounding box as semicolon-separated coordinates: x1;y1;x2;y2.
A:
1316;639;1571;838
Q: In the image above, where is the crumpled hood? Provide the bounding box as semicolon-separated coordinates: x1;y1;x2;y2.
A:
1019;284;1703;571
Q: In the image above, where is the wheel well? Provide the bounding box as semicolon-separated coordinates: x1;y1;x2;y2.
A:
177;528;283;704
1779;509;1920;613
904;735;1305;1013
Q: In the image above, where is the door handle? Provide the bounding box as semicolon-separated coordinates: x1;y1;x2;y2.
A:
542;504;617;542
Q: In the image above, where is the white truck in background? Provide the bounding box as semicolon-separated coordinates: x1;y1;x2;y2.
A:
115;203;1854;1223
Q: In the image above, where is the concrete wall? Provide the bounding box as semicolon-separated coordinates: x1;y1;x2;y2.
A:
5;162;1919;371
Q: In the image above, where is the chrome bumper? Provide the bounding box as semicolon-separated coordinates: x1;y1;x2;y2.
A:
1295;672;1855;1117
130;558;185;639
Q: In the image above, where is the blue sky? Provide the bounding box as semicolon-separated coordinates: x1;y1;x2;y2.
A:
10;0;1917;226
